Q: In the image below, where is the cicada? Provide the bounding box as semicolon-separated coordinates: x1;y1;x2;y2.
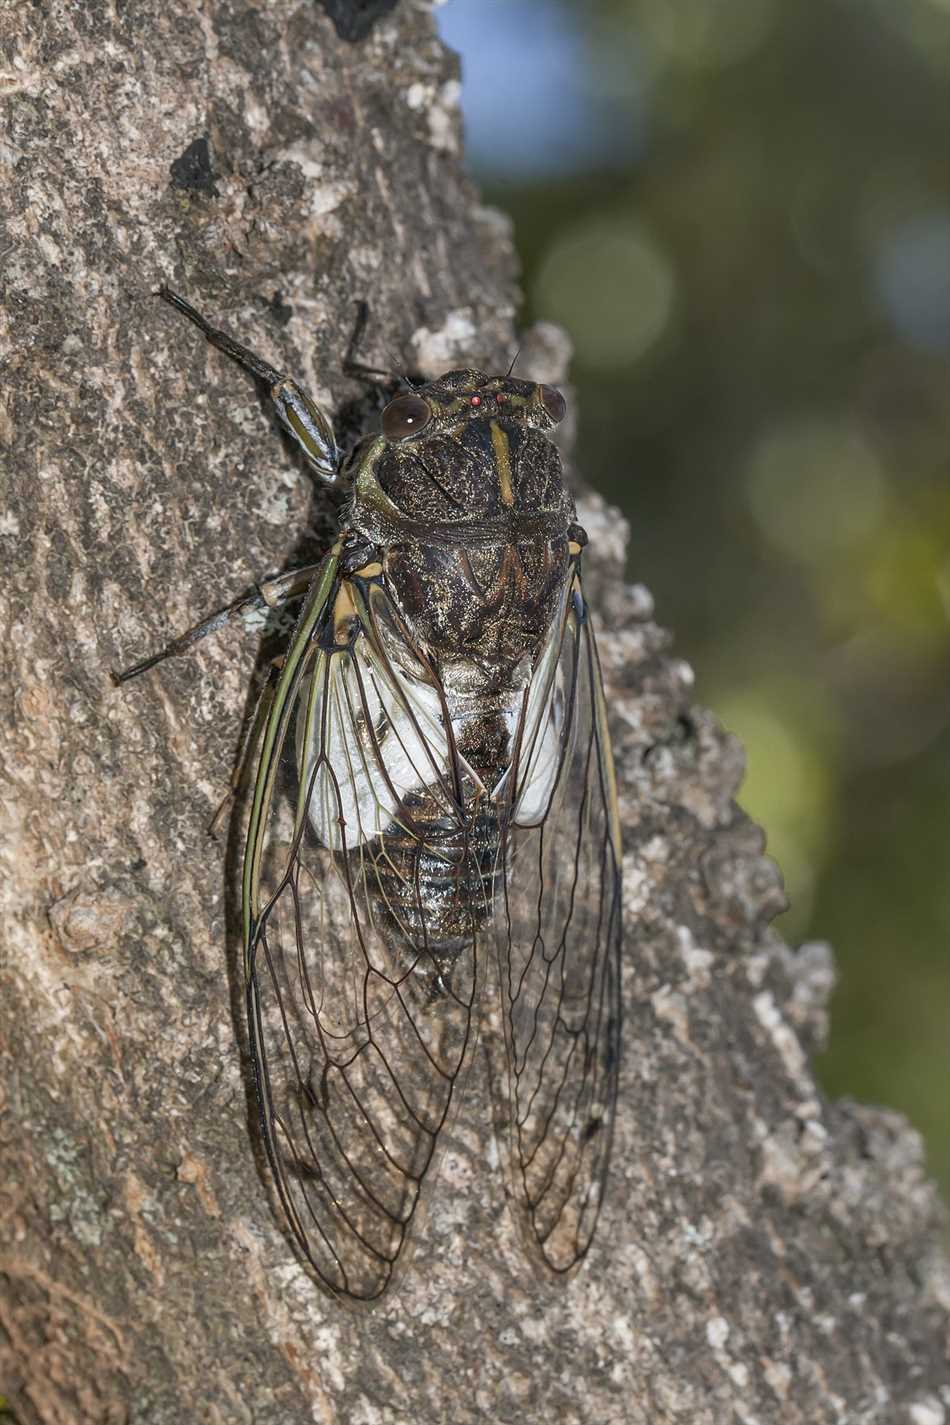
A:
118;289;623;1303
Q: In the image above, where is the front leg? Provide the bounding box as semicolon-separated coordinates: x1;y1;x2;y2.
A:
158;287;340;482
115;286;349;683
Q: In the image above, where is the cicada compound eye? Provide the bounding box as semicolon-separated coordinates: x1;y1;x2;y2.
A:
382;394;432;442
539;384;567;424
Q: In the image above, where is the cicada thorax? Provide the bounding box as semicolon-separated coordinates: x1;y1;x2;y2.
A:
380;535;569;687
357;409;575;687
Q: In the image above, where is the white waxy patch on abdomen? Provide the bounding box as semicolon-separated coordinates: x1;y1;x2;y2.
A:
297;648;451;852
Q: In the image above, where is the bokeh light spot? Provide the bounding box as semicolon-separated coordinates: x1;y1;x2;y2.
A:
746;418;889;563
534;217;676;368
863;523;950;651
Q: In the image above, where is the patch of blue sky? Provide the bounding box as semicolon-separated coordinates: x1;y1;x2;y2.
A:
873;211;950;356
436;0;646;180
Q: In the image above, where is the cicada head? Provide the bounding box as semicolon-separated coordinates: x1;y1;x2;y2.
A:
353;369;572;535
379;370;567;444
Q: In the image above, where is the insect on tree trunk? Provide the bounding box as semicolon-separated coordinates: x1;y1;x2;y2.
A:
1;2;947;1423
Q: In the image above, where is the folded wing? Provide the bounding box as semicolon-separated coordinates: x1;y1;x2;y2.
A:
243;560;483;1302
497;576;623;1274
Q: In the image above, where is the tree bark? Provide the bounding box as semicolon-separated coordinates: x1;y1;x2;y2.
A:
1;3;947;1422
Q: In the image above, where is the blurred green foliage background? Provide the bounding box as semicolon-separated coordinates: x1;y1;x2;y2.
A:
438;0;950;1200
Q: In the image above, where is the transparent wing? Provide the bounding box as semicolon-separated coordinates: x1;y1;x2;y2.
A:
243;558;484;1303
497;573;623;1274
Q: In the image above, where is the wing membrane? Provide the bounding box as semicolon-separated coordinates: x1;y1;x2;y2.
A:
498;576;623;1274
243;559;483;1302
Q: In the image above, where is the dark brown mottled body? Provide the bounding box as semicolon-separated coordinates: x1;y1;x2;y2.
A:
349;370;575;686
336;369;578;977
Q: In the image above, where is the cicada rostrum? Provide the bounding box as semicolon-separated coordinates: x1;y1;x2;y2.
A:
118;289;623;1303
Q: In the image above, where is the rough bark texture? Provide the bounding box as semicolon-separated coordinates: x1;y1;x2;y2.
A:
1;3;948;1423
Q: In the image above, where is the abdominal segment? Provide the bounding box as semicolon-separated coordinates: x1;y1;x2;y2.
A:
365;791;502;999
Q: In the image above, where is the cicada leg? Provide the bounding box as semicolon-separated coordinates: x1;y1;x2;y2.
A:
158;287;341;481
111;563;323;684
340;298;413;387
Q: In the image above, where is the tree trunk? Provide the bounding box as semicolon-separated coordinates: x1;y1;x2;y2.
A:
1;3;947;1422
